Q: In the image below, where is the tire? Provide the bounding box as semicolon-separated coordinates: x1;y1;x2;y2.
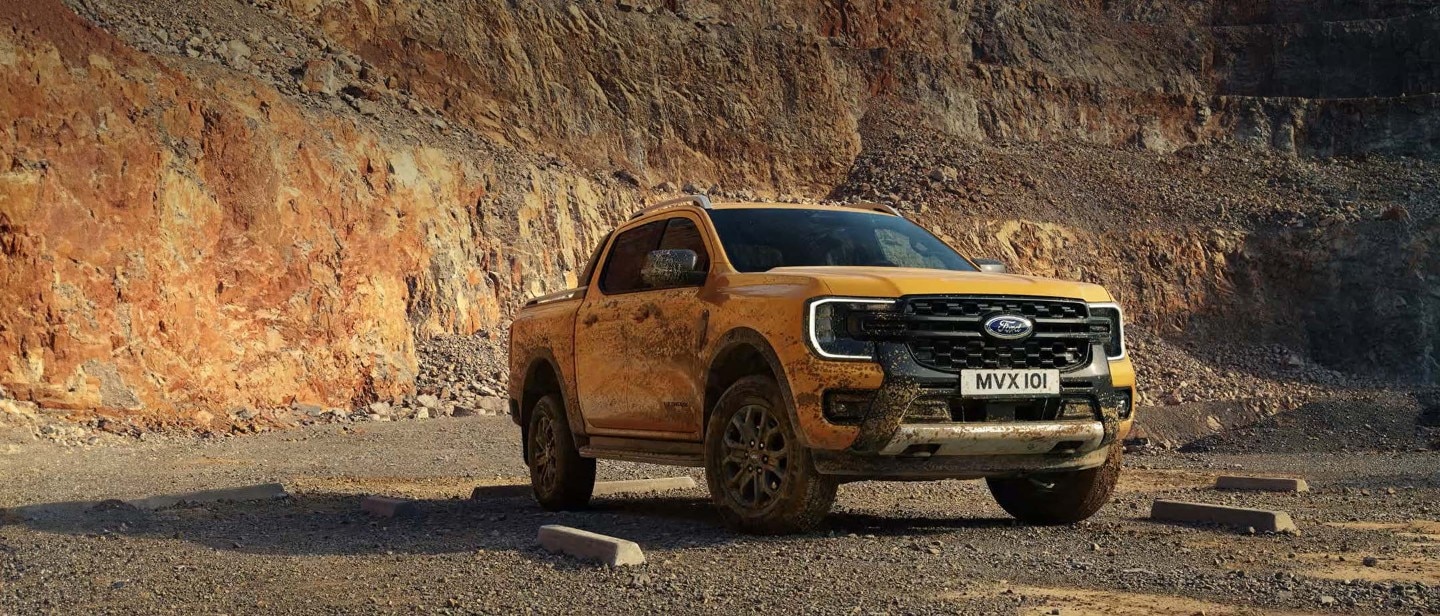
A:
704;375;837;534
527;394;595;510
986;443;1122;525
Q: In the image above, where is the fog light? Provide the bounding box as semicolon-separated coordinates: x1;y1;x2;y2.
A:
1116;389;1133;419
823;391;874;425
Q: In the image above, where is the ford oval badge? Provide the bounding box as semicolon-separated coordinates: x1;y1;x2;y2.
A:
983;314;1034;340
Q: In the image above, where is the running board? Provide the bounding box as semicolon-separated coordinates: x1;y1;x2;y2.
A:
579;447;706;467
579;436;705;467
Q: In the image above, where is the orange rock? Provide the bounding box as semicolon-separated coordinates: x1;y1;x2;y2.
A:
0;0;634;425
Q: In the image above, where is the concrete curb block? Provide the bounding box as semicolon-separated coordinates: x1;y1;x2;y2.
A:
1150;499;1298;533
592;476;698;496
361;496;420;518
1215;476;1310;493
127;483;289;510
538;525;646;566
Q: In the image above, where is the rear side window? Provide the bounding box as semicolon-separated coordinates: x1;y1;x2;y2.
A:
598;220;665;294
658;218;711;273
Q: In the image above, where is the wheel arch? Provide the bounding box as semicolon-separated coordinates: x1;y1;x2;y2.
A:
703;328;798;434
517;352;574;460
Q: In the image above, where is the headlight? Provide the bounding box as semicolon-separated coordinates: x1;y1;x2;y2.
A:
1087;302;1126;360
806;298;896;360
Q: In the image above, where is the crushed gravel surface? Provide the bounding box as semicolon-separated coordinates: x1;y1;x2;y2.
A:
3;417;1438;614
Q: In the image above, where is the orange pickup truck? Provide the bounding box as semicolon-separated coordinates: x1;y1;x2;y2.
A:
508;196;1135;533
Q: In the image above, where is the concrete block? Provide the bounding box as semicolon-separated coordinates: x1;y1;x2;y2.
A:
1150;499;1298;533
592;476;697;496
1215;475;1309;493
537;525;646;566
361;496;419;518
127;483;288;510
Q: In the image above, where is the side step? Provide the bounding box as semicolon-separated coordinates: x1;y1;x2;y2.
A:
579;436;705;467
579;448;706;467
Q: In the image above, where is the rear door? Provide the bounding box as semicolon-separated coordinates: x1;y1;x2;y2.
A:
573;215;714;438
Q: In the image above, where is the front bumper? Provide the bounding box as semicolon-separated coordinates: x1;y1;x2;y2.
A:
874;420;1104;456
815;340;1130;479
814;444;1112;480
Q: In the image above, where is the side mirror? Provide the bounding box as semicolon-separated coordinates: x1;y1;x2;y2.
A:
973;258;1007;274
641;249;706;288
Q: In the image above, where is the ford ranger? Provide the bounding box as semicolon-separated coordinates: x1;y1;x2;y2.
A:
508;196;1135;534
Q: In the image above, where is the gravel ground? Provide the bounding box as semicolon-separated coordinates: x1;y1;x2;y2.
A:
3;417;1438;615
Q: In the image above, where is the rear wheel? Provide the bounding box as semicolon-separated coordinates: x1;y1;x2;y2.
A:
527;394;595;510
705;375;836;534
986;443;1122;525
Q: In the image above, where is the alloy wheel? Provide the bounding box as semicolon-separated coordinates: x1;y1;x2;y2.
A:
532;412;559;492
720;403;790;511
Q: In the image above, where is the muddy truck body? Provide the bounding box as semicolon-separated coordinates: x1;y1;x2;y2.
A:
508;196;1136;533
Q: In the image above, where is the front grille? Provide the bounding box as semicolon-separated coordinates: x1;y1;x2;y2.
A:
910;338;1091;371
868;296;1095;372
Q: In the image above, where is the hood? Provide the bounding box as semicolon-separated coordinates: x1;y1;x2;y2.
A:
768;266;1114;303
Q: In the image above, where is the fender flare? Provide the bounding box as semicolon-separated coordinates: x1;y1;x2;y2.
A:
515;349;586;459
702;327;800;434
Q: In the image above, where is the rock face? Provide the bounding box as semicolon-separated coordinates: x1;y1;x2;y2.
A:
281;0;1440;177
0;0;636;424
0;0;1436;424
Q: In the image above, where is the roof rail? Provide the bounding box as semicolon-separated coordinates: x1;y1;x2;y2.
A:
841;201;903;217
630;194;713;219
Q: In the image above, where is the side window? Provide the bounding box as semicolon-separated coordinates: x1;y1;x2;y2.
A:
658;217;711;274
599;221;665;294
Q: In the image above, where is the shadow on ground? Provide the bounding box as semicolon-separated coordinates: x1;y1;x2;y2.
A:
3;488;1019;560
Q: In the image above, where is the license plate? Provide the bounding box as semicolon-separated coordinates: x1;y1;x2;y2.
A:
960;369;1060;397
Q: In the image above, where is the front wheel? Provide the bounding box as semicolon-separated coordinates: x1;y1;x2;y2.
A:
986;443;1122;525
527;394;595;510
704;375;836;534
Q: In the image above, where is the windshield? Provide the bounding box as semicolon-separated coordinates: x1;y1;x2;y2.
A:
705;208;976;273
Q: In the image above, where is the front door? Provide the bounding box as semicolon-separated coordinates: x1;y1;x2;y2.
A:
574;215;714;438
